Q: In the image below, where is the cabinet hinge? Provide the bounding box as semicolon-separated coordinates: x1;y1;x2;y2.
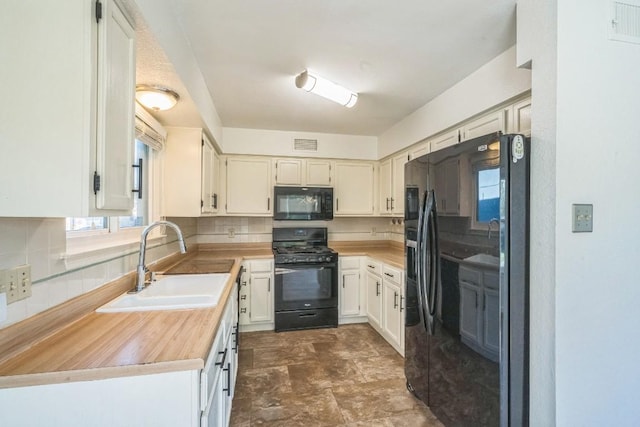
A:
201;200;204;208
225;159;228;166
93;172;101;194
201;138;204;147
95;0;103;23
407;154;410;161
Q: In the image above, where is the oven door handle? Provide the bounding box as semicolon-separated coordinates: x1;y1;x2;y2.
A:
275;264;337;273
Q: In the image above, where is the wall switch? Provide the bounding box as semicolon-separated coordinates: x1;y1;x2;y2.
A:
572;204;593;232
14;265;32;301
2;265;31;304
228;228;236;238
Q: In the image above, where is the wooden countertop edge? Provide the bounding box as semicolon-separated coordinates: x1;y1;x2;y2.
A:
0;359;202;389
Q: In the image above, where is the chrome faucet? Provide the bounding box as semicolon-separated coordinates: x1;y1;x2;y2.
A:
131;220;187;293
487;218;500;239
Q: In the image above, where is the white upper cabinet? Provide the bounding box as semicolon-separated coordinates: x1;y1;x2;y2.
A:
430;129;460;152
273;159;303;185
391;152;408;216
164;128;218;217
305;160;332;186
273;158;332;187
225;157;272;215
409;142;430;160
461;110;505;142
0;0;136;217
378;159;393;215
507;98;532;136
334;162;375;215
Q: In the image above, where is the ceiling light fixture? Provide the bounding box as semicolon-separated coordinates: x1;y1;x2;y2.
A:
295;70;358;108
135;85;180;111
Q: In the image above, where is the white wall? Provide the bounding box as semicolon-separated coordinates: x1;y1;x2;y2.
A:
377;46;531;158
553;1;640;425
0;217;196;328
222;128;378;160
526;0;640;424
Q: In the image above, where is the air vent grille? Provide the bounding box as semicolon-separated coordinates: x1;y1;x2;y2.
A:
610;1;640;43
294;138;318;152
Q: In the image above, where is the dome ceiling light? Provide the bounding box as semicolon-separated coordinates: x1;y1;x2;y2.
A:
135;85;180;111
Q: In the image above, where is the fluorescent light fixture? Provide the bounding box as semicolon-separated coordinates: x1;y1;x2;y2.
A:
135;85;180;111
295;70;358;108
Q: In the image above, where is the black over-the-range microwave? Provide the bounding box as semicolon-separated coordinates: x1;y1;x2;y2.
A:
273;186;333;221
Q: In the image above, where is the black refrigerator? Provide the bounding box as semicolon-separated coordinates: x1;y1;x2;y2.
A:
404;132;529;426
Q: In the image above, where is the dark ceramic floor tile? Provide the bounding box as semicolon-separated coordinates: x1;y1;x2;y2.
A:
229;396;251;425
288;358;366;394
253;342;318;368
251;388;345;426
332;378;426;422
313;340;380;360
275;328;339;345
344;419;392;427
240;331;289;349
352;354;405;382
235;365;292;399
385;409;444;427
238;348;253;369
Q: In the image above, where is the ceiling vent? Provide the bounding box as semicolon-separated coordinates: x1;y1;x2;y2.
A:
610;1;640;44
294;138;318;152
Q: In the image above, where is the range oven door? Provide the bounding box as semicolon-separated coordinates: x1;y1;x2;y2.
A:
274;263;338;311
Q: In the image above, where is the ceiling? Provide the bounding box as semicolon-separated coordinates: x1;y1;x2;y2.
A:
133;0;517;137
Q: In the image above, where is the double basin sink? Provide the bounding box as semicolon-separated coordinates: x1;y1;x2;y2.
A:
97;273;231;313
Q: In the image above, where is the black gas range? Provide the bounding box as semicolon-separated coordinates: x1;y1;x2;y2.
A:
272;227;338;332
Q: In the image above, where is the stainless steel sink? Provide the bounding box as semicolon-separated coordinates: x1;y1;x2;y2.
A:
97;273;230;313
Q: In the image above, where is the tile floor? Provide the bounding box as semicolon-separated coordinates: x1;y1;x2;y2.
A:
230;323;443;426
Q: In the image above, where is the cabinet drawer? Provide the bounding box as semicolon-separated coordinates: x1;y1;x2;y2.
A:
459;265;482;285
340;257;360;270
365;259;383;275
249;259;273;273
201;331;226;411
382;265;403;285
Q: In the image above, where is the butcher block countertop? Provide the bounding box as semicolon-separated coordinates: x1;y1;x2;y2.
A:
331;240;404;269
0;241;401;389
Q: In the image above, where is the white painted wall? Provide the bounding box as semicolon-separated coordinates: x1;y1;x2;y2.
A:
134;0;224;147
377;46;531;158
526;0;640;425
553;1;640;425
222;128;378;160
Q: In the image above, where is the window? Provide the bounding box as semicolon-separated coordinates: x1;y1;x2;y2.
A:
66;139;157;246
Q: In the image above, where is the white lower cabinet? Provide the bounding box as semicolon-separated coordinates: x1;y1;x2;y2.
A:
364;259;404;355
238;259;275;332
339;256;366;323
0;282;240;427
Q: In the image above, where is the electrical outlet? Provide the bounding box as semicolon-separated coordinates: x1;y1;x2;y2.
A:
572;204;593;233
2;265;31;304
14;265;31;301
371;227;377;236
228;228;236;238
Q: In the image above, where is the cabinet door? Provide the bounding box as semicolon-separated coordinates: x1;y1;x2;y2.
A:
392;153;408;215
366;272;382;328
340;269;361;317
249;272;273;323
483;287;500;355
382;281;402;349
459;281;480;344
409;142;430;160
95;0;136;211
274;159;303;185
201;137;215;213
378;159;393;214
226;157;272;214
334;163;375;215
461;110;505;142
212;151;220;212
306;160;332;186
163;128;204;217
511;98;531;136
430;129;459;153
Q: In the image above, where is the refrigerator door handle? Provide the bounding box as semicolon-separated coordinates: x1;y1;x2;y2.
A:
416;190;430;335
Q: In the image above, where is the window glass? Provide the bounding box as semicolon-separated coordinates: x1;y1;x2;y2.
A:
477;167;500;222
65;217;108;232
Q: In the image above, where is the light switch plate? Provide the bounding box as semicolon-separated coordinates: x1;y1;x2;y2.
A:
572;204;593;232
